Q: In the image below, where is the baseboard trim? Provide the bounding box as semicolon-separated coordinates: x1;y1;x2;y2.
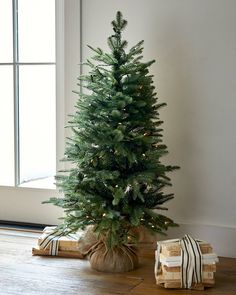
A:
0;220;52;233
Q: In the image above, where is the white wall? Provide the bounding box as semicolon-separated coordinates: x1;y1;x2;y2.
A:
0;186;61;225
75;0;236;256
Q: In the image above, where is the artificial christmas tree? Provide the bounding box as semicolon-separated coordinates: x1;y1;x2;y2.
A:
44;11;179;272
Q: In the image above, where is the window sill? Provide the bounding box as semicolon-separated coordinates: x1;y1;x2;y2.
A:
19;176;56;190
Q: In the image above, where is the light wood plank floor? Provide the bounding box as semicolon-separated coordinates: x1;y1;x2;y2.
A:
0;228;235;295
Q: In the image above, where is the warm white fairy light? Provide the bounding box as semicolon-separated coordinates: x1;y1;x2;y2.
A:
125;184;131;193
91;143;99;148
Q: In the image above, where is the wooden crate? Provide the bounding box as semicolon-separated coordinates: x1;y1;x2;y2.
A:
155;237;218;290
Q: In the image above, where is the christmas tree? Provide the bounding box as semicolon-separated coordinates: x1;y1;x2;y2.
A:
45;11;179;249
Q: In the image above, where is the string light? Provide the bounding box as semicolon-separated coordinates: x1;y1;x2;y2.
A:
91;143;99;148
125;184;131;193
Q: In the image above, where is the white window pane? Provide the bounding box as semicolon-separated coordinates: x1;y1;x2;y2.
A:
19;65;56;183
18;0;55;62
0;0;13;62
0;66;14;186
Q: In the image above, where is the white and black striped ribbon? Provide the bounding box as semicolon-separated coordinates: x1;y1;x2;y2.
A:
180;235;203;288
39;229;65;256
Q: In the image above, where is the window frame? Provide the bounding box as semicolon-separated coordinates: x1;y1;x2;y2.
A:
0;0;56;186
0;0;66;225
0;0;63;188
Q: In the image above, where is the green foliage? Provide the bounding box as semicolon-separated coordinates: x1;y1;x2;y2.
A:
45;11;179;248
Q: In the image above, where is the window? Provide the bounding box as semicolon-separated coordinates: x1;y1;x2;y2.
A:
0;0;56;188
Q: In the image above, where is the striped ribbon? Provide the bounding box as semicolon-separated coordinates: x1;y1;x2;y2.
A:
155;235;203;289
39;227;78;256
180;235;203;288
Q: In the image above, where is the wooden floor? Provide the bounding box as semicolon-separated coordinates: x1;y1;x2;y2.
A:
0;229;235;295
